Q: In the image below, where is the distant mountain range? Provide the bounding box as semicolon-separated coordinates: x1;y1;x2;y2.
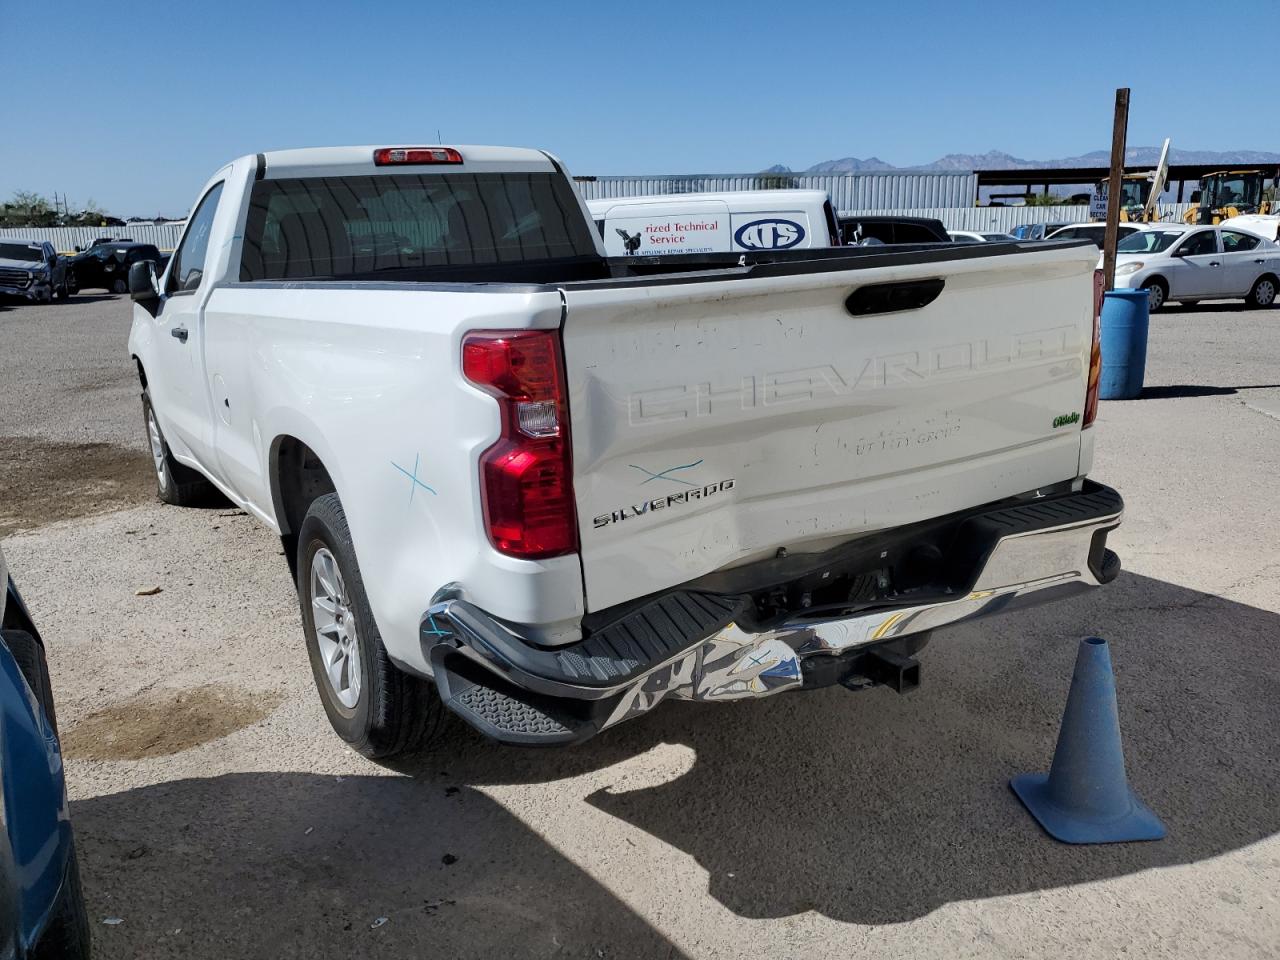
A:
765;147;1280;174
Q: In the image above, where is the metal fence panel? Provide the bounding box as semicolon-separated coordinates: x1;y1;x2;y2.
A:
574;172;978;210
839;204;1196;231
0;224;185;253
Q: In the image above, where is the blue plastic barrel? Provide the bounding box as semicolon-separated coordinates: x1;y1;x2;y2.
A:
1098;289;1150;400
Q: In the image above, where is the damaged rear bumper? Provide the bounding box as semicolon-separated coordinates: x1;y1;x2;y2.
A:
421;480;1123;746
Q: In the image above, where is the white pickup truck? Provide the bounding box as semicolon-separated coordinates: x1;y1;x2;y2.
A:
128;144;1121;756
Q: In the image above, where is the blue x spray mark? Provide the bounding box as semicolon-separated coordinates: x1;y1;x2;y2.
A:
421;613;451;639
629;459;704;486
391;454;437;504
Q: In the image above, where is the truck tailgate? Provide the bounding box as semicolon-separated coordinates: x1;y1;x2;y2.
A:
561;244;1098;613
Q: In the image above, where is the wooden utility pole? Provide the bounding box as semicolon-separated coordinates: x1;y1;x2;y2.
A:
1101;88;1130;291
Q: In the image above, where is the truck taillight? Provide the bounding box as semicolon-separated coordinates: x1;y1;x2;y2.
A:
373;147;463;166
1084;269;1104;428
462;330;578;559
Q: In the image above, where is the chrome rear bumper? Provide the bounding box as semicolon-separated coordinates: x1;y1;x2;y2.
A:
422;480;1122;745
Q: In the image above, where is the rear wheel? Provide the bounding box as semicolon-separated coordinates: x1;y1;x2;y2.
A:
298;493;441;758
1141;278;1168;313
1248;276;1276;308
111;277;127;294
142;390;216;506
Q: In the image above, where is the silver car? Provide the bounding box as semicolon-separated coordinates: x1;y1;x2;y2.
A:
1110;225;1280;311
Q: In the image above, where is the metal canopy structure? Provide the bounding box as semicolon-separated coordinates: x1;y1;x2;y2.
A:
975;163;1280;202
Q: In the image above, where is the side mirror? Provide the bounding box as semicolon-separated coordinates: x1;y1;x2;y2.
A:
1168;247;1185;258
74;244;83;253
128;259;160;304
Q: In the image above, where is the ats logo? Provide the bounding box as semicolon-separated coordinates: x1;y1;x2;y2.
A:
734;218;805;250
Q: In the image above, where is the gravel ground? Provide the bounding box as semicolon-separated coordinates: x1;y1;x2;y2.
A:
2;293;1279;959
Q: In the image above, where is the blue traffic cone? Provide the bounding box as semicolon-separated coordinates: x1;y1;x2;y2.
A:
1011;637;1166;844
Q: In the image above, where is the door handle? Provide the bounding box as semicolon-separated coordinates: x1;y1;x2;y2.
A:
1208;261;1221;267
170;325;189;343
1256;258;1267;264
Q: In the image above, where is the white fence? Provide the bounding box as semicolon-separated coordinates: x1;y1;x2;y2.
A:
575;172;979;212
0;224;184;253
840;204;1197;231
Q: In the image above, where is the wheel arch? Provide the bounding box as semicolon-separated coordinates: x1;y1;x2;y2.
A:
270;433;341;578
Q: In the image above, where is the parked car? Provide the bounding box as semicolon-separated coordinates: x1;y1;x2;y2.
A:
837;215;950;244
67;242;164;293
1110;224;1279;311
1220;214;1280;243
72;237;134;253
1011;222;1072;240
586;190;840;256
129;144;1120;755
1045;222;1143;246
948;230;1017;243
0;241;72;302
0;546;91;959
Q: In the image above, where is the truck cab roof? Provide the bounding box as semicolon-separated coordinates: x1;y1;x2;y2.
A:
256;144;558;179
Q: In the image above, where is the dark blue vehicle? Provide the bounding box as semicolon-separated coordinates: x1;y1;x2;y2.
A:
0;546;90;959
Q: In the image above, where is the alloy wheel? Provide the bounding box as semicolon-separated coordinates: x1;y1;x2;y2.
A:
310;547;362;710
146;407;168;491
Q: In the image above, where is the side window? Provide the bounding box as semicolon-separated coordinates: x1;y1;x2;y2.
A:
1221;231;1261;253
1177;231;1218;257
167;182;225;294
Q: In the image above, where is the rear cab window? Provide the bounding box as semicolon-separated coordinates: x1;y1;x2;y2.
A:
239;172;597;281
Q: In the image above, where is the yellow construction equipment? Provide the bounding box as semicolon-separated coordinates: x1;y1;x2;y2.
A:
1185;170;1277;225
1093;139;1171;223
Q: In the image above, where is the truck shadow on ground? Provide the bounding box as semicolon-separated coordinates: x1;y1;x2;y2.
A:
72;771;687;959
70;571;1279;943
420;569;1280;925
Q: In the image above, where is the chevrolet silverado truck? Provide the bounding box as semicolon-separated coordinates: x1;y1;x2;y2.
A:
127;144;1120;756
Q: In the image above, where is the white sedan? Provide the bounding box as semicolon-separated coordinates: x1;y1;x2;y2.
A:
1109;225;1280;311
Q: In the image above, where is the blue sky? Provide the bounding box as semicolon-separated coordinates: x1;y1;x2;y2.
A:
3;0;1276;216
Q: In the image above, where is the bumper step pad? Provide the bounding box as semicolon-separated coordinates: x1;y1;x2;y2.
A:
431;652;604;746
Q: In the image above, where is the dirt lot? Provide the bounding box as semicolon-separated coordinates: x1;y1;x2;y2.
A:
2;294;1279;958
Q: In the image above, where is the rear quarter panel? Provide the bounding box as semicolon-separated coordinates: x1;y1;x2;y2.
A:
201;284;587;672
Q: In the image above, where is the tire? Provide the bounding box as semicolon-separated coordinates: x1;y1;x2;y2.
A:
141;390;216;506
1141;278;1168;313
297;493;441;758
1247;275;1277;308
2;628;57;734
65;273;79;296
31;847;91;960
111;277;127;294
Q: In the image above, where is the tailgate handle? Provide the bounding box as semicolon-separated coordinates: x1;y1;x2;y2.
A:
845;278;945;316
